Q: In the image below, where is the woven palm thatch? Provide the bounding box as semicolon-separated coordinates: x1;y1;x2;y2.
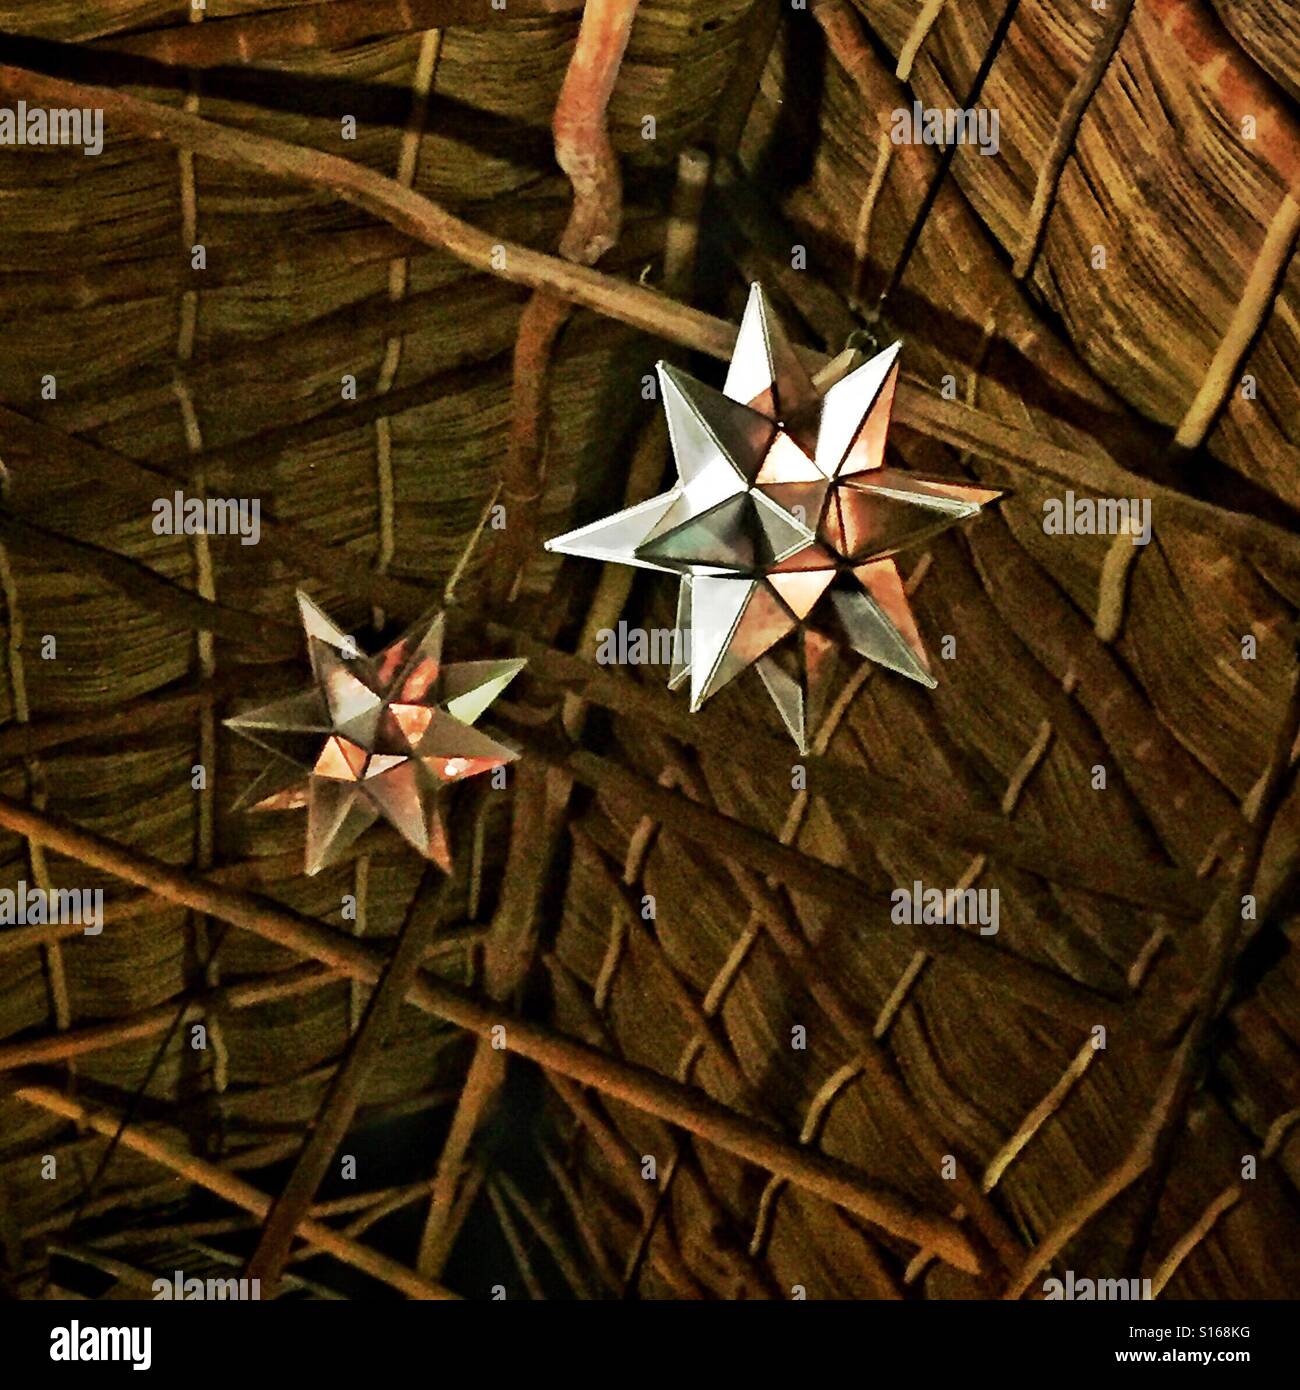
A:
0;0;1298;1301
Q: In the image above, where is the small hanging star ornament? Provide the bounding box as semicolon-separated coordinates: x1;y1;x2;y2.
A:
226;593;525;875
545;283;1002;753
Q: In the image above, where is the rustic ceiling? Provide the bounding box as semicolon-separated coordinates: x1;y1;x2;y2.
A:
0;0;1298;1303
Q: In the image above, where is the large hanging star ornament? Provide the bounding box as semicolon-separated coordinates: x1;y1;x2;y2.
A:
546;283;1002;753
225;593;525;875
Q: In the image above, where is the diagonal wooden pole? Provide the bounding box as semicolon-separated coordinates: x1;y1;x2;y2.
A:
502;630;1212;921
508;734;1130;1031
14;1084;456;1299
0;65;1297;571
245;866;450;1295
0;402;434;620
0;793;982;1274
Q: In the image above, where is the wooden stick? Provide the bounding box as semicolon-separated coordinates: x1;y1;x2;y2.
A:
0;793;981;1273
0;403;435;622
3;63;1295;572
546;1071;705;1297
245;871;449;1294
492;1169;596;1299
0;963;332;1070
486;1178;549;1299
0;67;736;359
14;1085;456;1300
0;512;296;656
97;0;584;68
500;631;1209;923
415;768;549;1274
540;1138;621;1292
491;0;640;601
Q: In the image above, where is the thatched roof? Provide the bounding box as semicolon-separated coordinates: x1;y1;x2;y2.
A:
0;0;1298;1301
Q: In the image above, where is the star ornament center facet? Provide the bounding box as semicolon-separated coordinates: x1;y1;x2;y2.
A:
546;283;1002;753
225;593;525;875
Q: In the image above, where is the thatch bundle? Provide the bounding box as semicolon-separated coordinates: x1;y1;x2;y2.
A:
0;0;1297;1301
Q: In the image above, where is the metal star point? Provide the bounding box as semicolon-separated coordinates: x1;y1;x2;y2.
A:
546;284;1002;753
225;592;525;875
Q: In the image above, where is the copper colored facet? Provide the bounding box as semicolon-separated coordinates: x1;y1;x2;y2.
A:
389;702;434;746
768;568;835;620
756;430;822;484
313;736;362;782
834;355;899;478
